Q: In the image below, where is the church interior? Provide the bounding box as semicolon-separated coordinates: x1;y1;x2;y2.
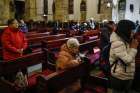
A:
0;0;140;93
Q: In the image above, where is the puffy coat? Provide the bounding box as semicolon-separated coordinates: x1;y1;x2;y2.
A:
56;44;79;70
1;27;27;61
56;44;81;93
109;32;137;80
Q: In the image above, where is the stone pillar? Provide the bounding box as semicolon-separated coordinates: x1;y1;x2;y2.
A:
25;0;37;21
54;0;68;22
0;0;15;25
112;0;119;22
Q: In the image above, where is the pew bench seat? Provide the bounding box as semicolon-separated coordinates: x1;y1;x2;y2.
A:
27;69;54;87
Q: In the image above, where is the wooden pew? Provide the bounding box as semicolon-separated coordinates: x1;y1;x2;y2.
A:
83;30;100;42
42;36;83;50
0;47;2;61
40;38;109;93
132;44;140;92
79;39;100;53
0;51;53;93
28;34;66;51
41;36;84;70
26;32;50;38
36;61;91;93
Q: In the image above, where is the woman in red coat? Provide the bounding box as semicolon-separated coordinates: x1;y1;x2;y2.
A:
1;19;27;61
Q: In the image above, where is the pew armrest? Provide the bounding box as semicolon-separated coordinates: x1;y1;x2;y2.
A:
0;77;14;87
0;77;16;93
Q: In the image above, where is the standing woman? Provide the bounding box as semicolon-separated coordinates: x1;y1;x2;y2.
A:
1;19;27;61
109;20;139;93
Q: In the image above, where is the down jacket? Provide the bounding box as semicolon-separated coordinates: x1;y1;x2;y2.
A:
109;32;137;80
1;27;27;61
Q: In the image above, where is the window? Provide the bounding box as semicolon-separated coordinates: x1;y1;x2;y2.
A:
80;0;86;11
118;0;126;11
69;0;74;14
44;0;48;14
52;1;55;14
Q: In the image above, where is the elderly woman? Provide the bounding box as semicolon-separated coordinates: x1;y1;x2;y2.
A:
56;38;81;70
56;38;81;93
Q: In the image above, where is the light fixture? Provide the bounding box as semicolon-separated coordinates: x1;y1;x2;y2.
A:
43;14;47;17
103;0;112;8
107;2;111;8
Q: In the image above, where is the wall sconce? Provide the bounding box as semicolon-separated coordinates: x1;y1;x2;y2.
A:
101;0;113;8
107;2;111;8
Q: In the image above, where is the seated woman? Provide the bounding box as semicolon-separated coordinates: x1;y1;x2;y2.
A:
56;38;81;93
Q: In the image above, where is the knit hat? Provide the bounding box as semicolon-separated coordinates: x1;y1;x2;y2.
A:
67;38;80;49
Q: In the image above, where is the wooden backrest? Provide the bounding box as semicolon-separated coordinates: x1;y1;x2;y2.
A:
26;32;50;38
42;36;84;50
0;47;2;61
42;38;68;50
79;39;100;53
37;62;90;93
28;34;66;48
43;34;66;41
0;52;44;79
83;30;100;36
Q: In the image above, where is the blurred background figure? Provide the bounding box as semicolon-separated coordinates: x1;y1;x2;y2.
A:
87;17;95;30
134;20;140;33
18;19;28;33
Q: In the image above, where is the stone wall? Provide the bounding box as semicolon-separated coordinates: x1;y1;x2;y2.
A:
54;0;68;21
0;0;15;25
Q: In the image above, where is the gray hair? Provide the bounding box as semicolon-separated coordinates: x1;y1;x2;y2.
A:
67;38;80;49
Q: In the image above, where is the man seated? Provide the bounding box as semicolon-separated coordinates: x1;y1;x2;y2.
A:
56;38;81;93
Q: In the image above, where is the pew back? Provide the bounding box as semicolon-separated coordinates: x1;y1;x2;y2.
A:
37;62;90;93
0;52;44;80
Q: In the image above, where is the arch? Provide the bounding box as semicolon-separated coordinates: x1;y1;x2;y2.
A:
14;0;25;19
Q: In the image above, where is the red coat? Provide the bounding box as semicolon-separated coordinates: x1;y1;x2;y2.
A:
1;27;27;61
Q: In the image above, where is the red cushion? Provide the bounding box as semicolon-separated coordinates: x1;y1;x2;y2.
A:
27;69;54;87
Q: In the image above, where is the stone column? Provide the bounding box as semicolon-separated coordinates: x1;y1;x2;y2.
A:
25;0;37;21
0;0;15;25
54;0;68;22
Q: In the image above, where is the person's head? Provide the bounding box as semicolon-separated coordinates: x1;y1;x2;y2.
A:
116;20;135;43
90;17;94;22
107;21;116;31
18;19;25;24
66;38;80;54
136;20;139;25
7;19;19;29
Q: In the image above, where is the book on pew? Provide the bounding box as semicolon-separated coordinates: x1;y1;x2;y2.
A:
27;63;42;76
